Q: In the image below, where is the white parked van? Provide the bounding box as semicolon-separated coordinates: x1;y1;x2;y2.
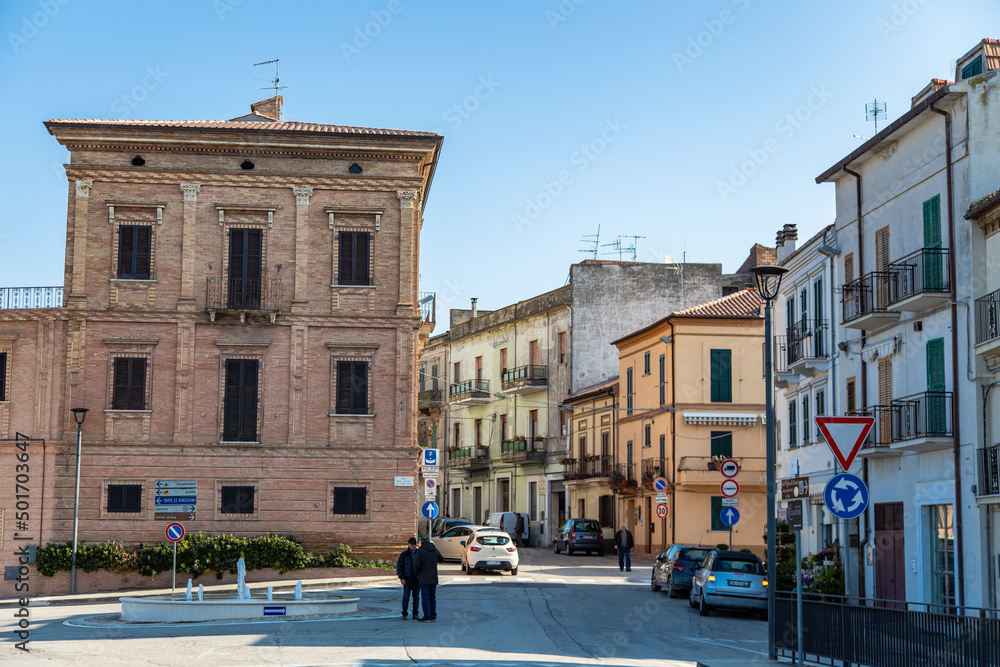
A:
487;512;530;544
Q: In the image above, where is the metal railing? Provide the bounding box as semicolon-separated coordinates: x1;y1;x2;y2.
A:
449;378;490;398
566;454;612;480
0;286;63;309
850;391;953;448
641;458;664;486
448;447;489;464
842;271;899;323
677;456;767;472
609;463;638;492
419;292;435;323
976;288;1000;346
890;247;951;301
417;389;444;411
978;443;1000;497
787;319;828;364
501;365;547;388
772;337;789;374
205;277;281;311
774;592;1000;667
500;437;545;462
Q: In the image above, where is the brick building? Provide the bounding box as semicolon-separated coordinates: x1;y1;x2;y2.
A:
0;97;441;587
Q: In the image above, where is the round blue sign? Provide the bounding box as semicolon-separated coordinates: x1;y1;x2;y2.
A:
421;501;439;520
824;473;869;520
653;477;668;492
720;507;740;527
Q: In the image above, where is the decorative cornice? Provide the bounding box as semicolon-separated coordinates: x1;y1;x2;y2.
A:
103;336;159;348
396;190;418;207
292;186;314;205
75;179;93;198
215;339;271;350
180;182;201;201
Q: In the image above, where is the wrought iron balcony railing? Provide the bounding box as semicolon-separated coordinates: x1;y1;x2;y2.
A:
677;456;767;472
566;454;613;480
500;437;545;462
449;379;491;399
641;458;665;487
205;277;281;313
0;286;63;309
889;247;950;301
978;443;1000;496
419;292;435;324
976;288;1000;346
609;463;638;493
841;271;898;323
786;320;828;364
849;391;953;449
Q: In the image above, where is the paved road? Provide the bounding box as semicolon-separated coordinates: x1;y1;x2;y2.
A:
6;548;767;666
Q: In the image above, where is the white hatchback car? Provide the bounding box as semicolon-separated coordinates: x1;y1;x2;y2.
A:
461;529;519;575
435;524;500;561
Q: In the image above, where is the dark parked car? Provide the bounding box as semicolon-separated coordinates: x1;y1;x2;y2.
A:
651;544;716;597
553;518;605;556
689;550;768;618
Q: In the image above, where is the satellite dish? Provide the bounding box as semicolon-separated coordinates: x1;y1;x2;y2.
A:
664;255;675;264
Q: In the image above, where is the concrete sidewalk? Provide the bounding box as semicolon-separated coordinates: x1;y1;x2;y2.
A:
0;572;399;608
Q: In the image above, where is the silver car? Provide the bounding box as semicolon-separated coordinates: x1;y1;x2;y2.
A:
689;550;767;618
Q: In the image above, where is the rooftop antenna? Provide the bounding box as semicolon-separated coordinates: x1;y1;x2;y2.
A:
865;98;886;134
253;59;288;97
601;238;624;261
578;224;601;260
617;235;645;261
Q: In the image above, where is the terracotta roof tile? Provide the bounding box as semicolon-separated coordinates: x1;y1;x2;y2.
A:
45;118;440;139
672;289;763;319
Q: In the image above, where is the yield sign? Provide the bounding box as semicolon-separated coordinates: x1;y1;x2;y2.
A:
816;416;874;471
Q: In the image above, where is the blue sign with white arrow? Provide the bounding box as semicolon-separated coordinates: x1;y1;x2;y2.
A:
154;496;197;505
824;473;869;520
421;501;439;520
720;507;740;527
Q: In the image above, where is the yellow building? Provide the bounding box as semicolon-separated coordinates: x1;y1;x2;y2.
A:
563;380;618;543
613;290;766;556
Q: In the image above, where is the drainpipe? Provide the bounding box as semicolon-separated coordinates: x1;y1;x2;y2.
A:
668;320;677;546
930;103;965;609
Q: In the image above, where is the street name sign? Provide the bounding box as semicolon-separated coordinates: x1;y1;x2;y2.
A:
422;469;439;479
154;513;196;521
720;459;740;478
653;477;669;492
656;503;668;519
155;480;196;489
154;496;197;505
720;479;739;498
787;499;804;531
781;477;810;500
721;497;739;507
720;507;740;527
394;476;414;487
824;473;869;520
816;416;875;470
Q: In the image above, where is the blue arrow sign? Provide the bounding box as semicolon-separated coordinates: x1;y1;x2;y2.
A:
720;507;740;527
824;473;869;520
421;501;439;520
154;496;197;505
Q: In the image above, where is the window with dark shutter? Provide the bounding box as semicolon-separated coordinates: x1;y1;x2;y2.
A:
223;359;259;442
789;400;798;448
644;351;650;375
107;484;142;513
711;431;732;458
710;349;732;403
117;225;152;280
336;360;369;414
658;354;665;407
220;485;255;514
333;486;367;515
626;367;633;416
711;497;726;531
227;229;263;309
0;352;6;402
112;358;147;410
962;56;983;80
338;231;371;285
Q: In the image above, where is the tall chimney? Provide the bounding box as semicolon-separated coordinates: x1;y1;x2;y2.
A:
471;298;478;318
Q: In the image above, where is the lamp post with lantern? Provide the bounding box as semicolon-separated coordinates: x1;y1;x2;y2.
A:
69;407;89;595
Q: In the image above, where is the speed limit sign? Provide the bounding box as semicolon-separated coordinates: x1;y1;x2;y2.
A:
656;503;668;519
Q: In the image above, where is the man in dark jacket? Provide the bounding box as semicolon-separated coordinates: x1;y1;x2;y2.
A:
614;522;635;572
395;537;420;619
412;536;444;621
514;514;526;548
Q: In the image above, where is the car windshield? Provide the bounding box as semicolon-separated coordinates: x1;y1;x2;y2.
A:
716;558;762;574
476;535;510;546
573;520;601;531
678;548;712;562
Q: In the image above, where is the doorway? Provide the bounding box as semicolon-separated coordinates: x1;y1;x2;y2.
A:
472;485;483;524
228;228;262;309
874;502;906;607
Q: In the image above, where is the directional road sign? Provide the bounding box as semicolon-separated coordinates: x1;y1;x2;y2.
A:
421;501;439;520
787;499;804;531
720;507;740;527
421;449;439;467
720;459;740;478
154;513;196;521
155;480;196;489
653;477;669;492
720;479;739;498
824;472;869;520
165;523;184;542
656;503;668;519
781;477;809;500
816;416;875;470
155;505;196;513
154;496;197;505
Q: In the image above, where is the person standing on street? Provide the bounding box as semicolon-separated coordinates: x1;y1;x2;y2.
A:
413;535;444;621
614;522;634;572
514;513;526;548
395;537;420;619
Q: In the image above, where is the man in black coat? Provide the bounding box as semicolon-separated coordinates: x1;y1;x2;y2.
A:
412;536;444;621
614;522;635;572
395;537;420;619
514;514;526;548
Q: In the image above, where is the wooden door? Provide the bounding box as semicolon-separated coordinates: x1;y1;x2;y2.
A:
874;502;906;607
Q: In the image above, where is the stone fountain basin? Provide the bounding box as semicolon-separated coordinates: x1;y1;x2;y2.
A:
119;592;359;623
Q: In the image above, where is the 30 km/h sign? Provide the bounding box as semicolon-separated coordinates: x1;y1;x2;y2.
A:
656;503;668;519
720;459;740;478
816;416;875;470
720;479;739;498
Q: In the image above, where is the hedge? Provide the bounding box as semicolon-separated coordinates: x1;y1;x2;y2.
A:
35;533;391;579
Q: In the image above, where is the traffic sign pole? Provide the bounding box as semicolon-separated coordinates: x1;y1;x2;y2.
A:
172;542;177;593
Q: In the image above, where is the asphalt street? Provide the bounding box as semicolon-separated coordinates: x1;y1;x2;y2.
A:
4;548;768;666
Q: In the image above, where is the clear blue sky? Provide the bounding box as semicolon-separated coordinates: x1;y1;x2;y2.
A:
2;1;997;330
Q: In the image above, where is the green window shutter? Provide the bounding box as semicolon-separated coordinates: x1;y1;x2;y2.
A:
711;497;726;531
710;349;732;403
711;431;733;458
800;287;808;325
789;400;797;448
922;195;944;292
923;195;942;248
926;338;945;391
787;296;795;329
802;396;810;443
962;56;983;80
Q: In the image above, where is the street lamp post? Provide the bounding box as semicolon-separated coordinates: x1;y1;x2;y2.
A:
70;407;89;596
750;265;787;662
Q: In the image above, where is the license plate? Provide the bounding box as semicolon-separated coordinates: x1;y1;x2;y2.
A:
486;561;501;565
729;579;751;588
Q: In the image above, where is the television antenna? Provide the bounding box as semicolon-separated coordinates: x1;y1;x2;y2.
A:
254;59;288;97
602;238;624;261
865;99;886;134
578;225;601;259
618;235;645;261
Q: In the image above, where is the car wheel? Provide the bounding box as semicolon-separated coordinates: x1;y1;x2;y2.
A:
651;572;661;592
699;592;711;617
756;609;768;621
566;545;575;556
461;560;467;572
689;588;698;609
554;540;560;554
666;574;678;598
596;548;605;557
511;566;518;575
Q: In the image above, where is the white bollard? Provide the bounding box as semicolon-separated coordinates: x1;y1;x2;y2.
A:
294;581;303;601
185;579;192;602
267;586;273;602
197;584;204;602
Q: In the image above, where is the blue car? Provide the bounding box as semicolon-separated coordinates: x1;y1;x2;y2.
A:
689;550;768;618
651;544;716;597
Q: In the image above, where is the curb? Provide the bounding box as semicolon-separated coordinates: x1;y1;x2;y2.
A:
0;574;399;608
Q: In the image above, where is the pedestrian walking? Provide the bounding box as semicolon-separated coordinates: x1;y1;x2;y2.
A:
614;522;634;572
514;513;526;548
395;537;420;619
413;535;444;621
